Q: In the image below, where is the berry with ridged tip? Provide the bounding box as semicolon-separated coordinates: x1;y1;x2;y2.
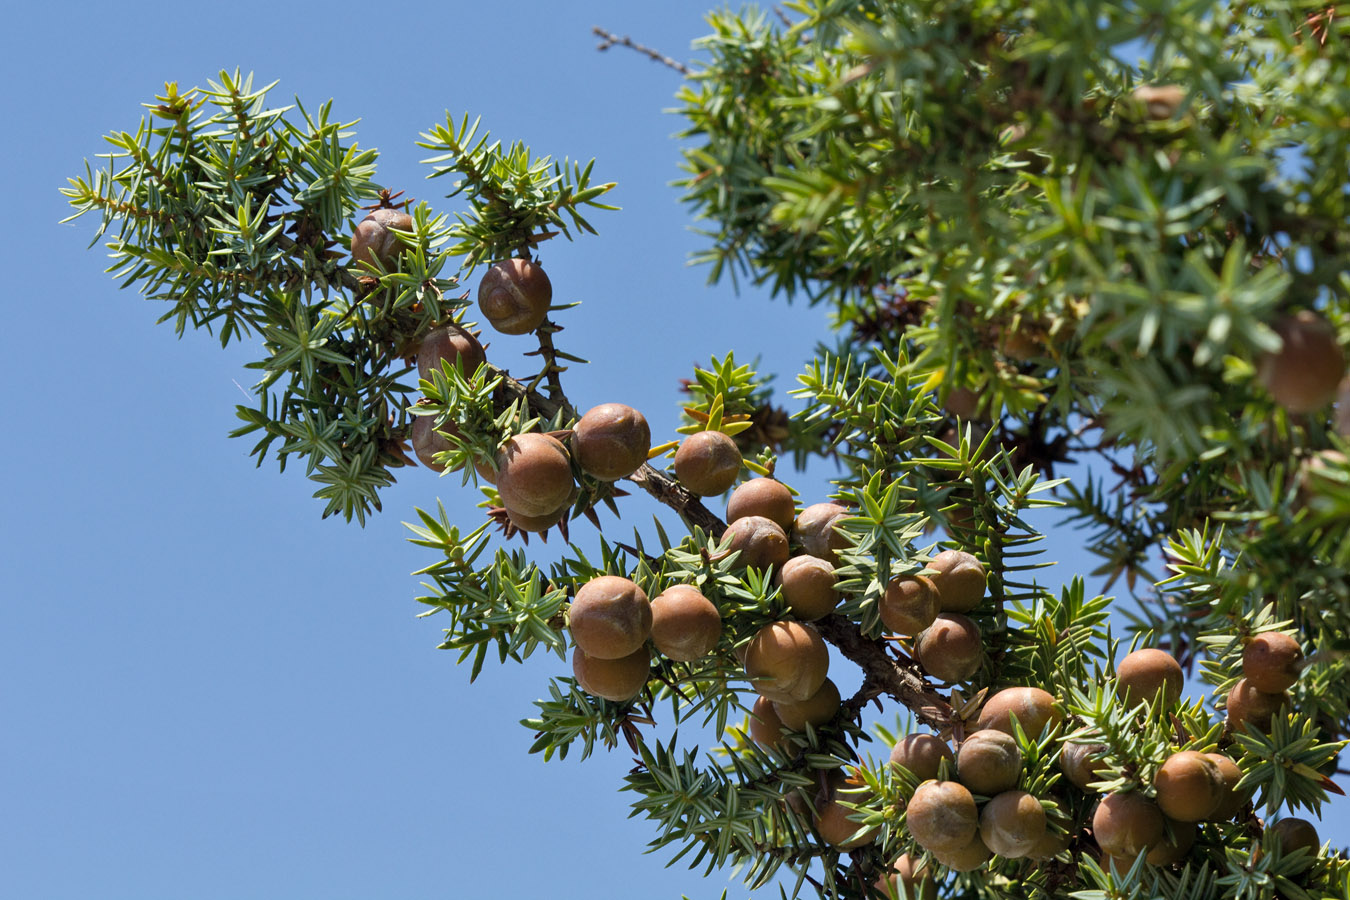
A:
1242;632;1303;694
879;574;940;635
1092;792;1165;859
412;415;455;472
976;686;1061;738
916;614;983;683
926;549;987;612
416;324;485;381
1226;677;1289;732
351;207;414;269
956;730;1022;796
907;780;979;854
1270;818;1320;864
1154;751;1224;823
813;771;879;850
793;502;850;561
743;620;829;703
478;258;552;335
1060;738;1109;791
980;790;1047;859
724;515;790;570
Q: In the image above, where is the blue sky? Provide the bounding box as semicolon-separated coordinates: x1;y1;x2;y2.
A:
2;2;1344;898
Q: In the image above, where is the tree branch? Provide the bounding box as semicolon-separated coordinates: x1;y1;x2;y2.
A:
815;615;953;732
336;256;946;729
593;26;691;75
488;362;727;537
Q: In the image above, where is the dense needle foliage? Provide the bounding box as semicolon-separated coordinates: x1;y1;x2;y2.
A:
64;2;1350;898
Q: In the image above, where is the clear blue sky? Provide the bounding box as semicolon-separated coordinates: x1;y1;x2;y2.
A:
1;2;1343;898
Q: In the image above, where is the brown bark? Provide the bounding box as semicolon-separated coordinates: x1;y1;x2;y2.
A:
815;614;954;731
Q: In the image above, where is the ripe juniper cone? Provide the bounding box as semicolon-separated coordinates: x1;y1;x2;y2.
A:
1060;738;1109;791
416;324;486;381
1258;310;1347;413
976;686;1061;738
777;555;838;621
1226;677;1289;732
412;415;497;483
773;677;840;731
743;620;828;703
726;477;795;532
1205;752;1249;821
572;646;650;703
980;789;1047;859
1271;818;1321;862
350;207;413;269
890;733;953;783
1242;631;1303;693
674;430;742;496
649;584;721;661
925;549;987;613
793;502;850;561
724;515;790;570
916;613;982;683
478;258;552;335
1115;647;1183;707
571;403;651;482
879;573;939;635
1154;751;1224;822
748;695;788;749
874;854;936;900
1146;821;1197;866
411;415;454;472
907;780;978;853
568;575;652;660
495;432;574;517
956;730;1022;795
1092;792;1165;858
813;771;879;849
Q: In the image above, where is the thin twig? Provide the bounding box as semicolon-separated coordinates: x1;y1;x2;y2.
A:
528;317;568;400
593;26;691;75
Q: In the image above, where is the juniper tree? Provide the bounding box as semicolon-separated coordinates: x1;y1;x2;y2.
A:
62;2;1350;898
